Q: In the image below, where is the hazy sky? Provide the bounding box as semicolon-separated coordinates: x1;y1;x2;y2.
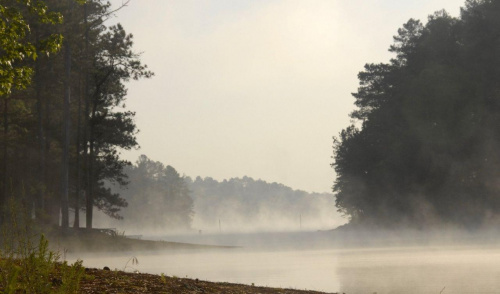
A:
108;0;464;193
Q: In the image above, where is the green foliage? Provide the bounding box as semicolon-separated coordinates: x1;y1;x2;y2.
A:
0;0;63;96
333;1;500;229
0;235;85;293
0;200;84;293
59;259;85;293
0;0;153;228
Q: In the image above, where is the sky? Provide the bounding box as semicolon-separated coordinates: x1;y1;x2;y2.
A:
107;0;465;193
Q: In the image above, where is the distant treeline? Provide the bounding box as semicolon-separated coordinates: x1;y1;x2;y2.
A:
333;0;500;229
107;155;194;232
99;155;340;233
187;176;339;232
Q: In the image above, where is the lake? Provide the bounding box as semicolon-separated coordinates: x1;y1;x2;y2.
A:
68;231;500;294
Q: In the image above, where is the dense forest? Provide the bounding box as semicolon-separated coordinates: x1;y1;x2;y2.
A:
332;0;500;230
0;0;152;229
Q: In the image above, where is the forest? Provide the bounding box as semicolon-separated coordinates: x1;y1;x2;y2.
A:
332;0;500;230
187;176;337;232
94;155;338;233
0;0;152;229
102;155;194;232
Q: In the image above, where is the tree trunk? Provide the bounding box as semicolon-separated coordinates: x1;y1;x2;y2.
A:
61;36;71;229
86;97;98;230
86;87;100;230
83;2;93;230
42;67;56;225
73;76;82;228
86;125;94;229
35;66;46;221
1;98;9;223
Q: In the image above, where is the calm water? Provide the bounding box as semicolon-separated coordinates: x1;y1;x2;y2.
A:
68;232;500;294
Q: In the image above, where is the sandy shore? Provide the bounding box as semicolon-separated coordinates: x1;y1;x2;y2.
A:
80;267;335;294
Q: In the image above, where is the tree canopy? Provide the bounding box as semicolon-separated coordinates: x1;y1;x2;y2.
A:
0;0;63;96
332;0;500;230
0;0;152;230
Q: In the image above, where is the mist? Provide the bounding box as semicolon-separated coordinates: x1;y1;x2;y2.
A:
188;176;346;233
92;156;346;236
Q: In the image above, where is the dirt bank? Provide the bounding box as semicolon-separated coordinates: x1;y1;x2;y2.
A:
80;267;335;294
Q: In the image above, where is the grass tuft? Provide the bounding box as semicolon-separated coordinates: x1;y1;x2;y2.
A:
0;198;84;293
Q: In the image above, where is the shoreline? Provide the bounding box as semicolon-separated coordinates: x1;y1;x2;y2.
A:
47;228;237;253
80;267;334;294
46;230;335;293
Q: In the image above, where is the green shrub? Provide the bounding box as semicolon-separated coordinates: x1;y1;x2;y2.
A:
0;198;84;293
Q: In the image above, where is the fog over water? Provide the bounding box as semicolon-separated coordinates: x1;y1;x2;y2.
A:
68;231;500;294
93;173;347;235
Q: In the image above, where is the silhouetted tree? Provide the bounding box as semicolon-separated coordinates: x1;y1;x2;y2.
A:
333;1;500;230
0;0;152;230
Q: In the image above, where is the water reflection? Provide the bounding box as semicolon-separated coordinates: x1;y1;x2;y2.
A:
67;232;500;294
337;246;500;293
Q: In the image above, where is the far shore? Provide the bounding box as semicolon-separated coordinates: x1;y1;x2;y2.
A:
46;227;237;253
